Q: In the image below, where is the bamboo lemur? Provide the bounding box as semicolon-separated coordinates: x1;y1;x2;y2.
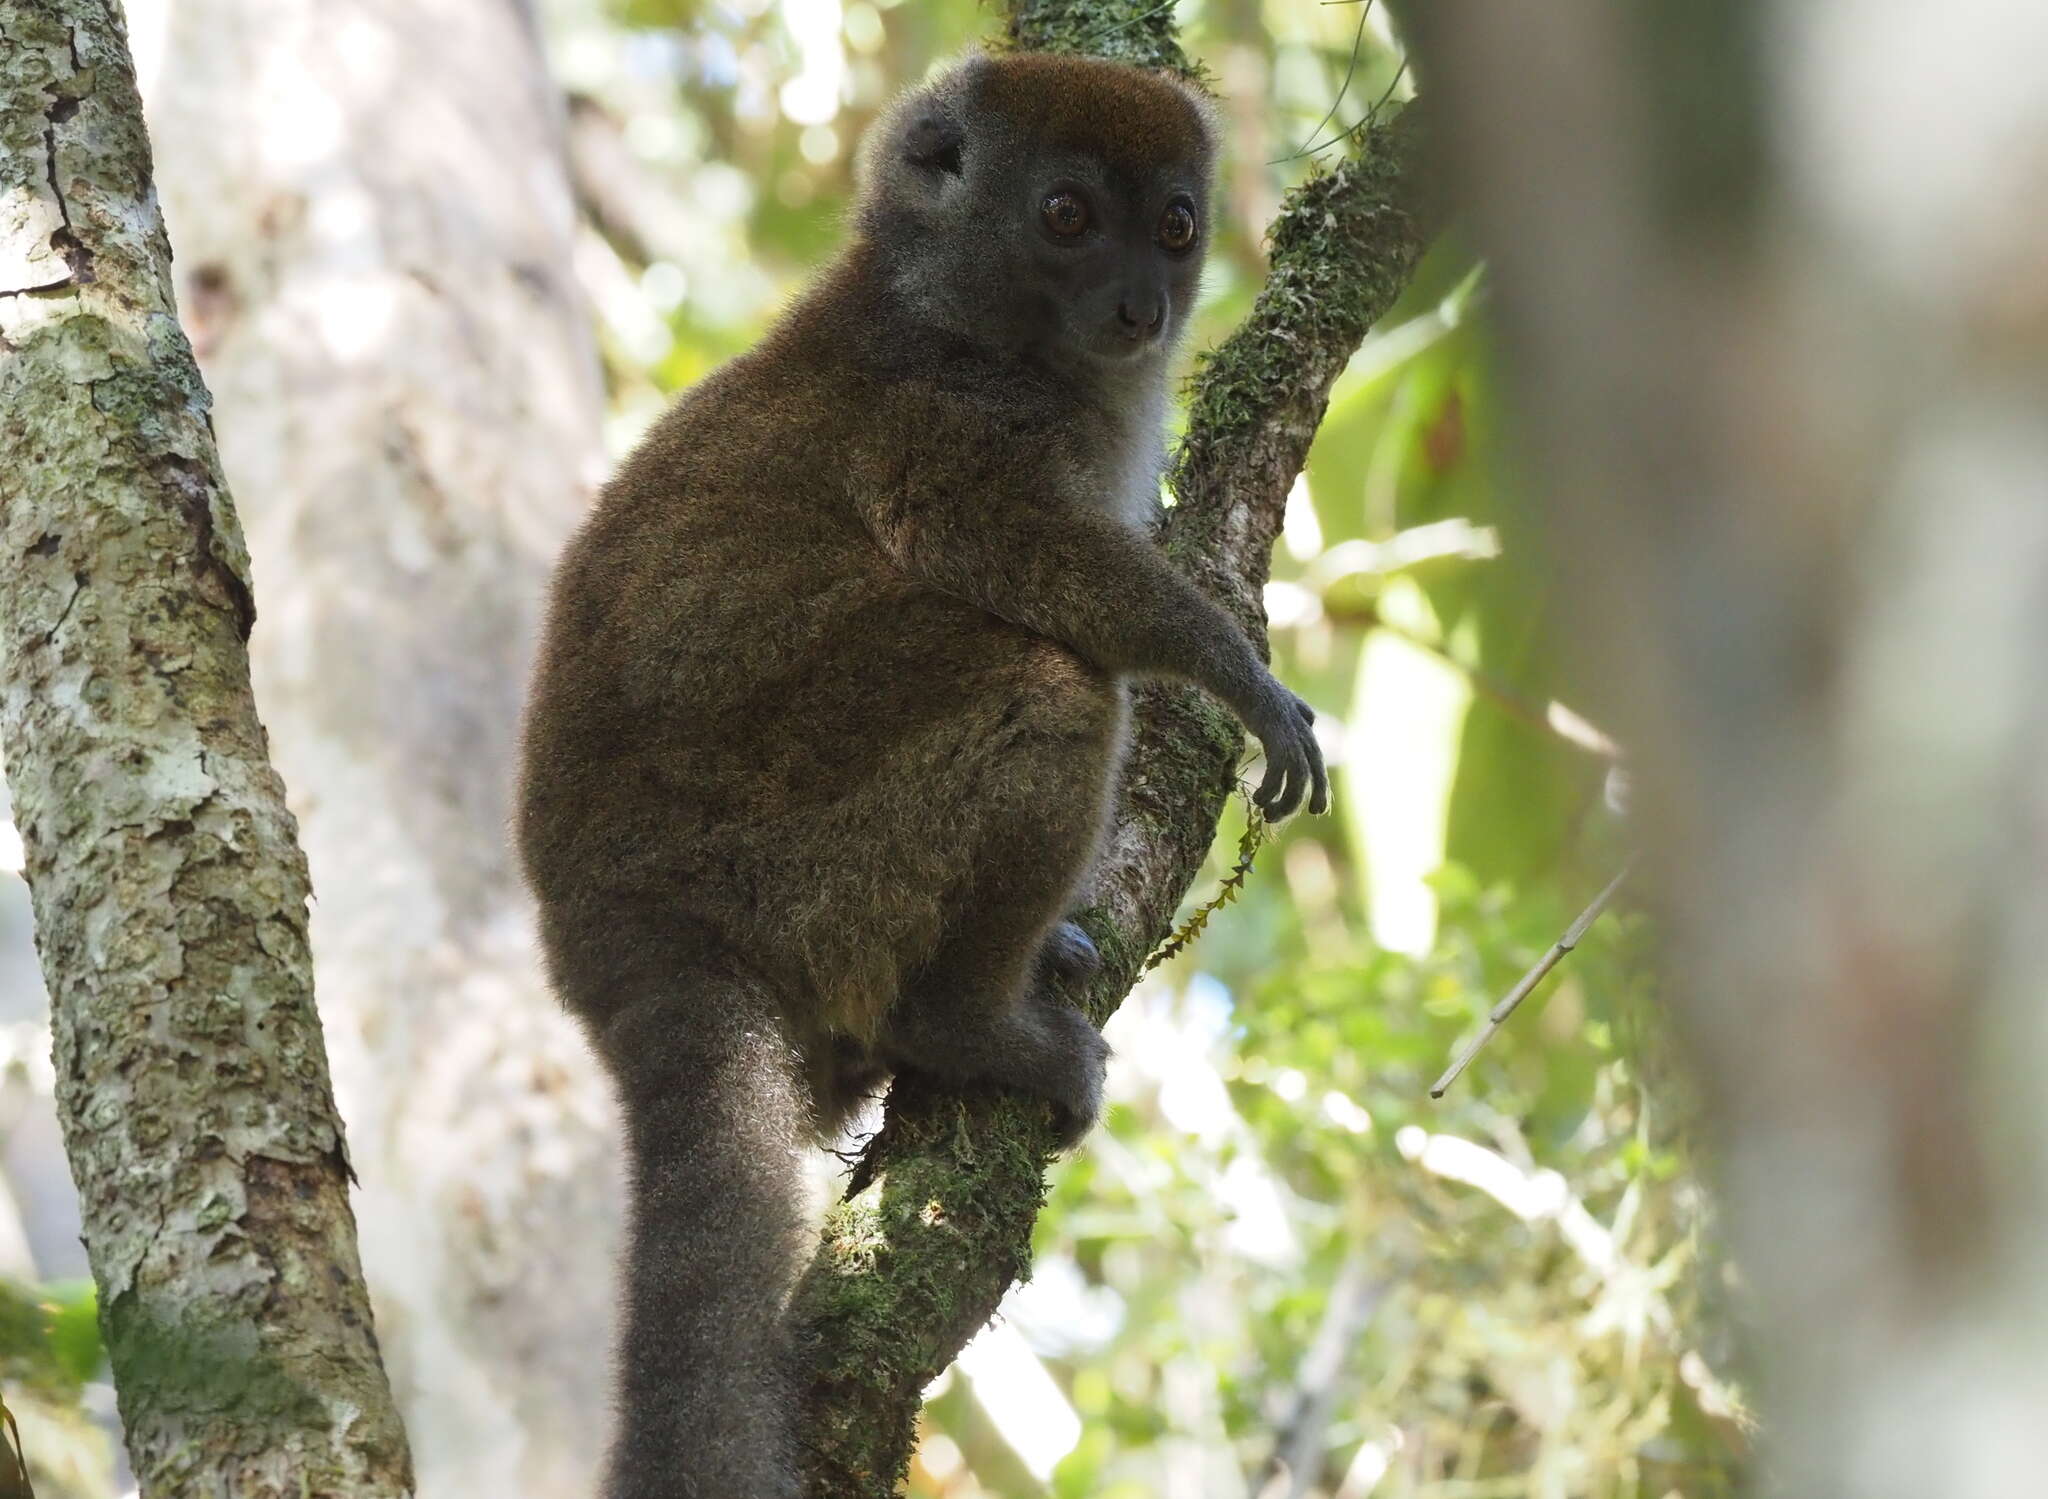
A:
517;50;1327;1499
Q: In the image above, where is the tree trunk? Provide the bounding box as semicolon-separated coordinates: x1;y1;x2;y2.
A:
125;1;618;1492
0;3;412;1495
1390;2;2048;1494
792;6;1435;1492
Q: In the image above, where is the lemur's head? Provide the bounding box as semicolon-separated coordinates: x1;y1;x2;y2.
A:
858;52;1217;375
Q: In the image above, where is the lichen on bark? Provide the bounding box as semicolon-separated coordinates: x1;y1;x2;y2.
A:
791;8;1434;1495
0;2;412;1494
1003;0;1190;73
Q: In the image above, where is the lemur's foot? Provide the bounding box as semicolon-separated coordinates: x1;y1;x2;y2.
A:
1039;920;1102;984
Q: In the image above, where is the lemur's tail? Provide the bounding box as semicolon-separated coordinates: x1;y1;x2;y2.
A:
593;961;811;1499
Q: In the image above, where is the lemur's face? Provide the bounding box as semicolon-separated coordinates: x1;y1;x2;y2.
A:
871;53;1215;376
1013;150;1206;365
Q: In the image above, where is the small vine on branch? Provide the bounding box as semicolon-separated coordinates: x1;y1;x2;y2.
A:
1145;796;1270;972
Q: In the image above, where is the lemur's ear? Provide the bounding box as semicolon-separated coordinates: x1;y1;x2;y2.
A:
902;111;965;178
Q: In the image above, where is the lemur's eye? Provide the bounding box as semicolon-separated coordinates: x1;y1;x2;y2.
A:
1041;190;1090;239
1157;199;1198;253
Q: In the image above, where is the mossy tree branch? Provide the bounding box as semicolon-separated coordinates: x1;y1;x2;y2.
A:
791;11;1434;1495
1005;0;1190;72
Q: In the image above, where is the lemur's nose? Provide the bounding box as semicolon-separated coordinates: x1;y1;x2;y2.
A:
1115;295;1166;338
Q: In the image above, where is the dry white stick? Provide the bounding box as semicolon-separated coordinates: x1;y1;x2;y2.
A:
1430;858;1636;1098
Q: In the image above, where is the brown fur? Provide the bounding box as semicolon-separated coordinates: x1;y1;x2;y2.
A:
516;51;1324;1499
979;51;1215;175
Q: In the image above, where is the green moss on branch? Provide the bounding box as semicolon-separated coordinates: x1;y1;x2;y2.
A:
1002;0;1190;73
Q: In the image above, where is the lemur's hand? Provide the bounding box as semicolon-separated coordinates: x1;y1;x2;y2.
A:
1246;677;1329;821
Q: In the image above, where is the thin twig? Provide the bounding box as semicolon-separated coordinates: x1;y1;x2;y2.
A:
1430;858;1636;1098
1271;1;1375;163
1099;0;1178;37
1276;57;1411;165
1363;58;1409;129
1250;1251;1386;1499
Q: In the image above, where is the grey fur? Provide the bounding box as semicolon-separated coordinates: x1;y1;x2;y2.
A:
516;51;1326;1499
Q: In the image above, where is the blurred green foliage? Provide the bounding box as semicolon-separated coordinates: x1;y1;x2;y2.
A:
542;0;1750;1492
0;1278;112;1497
0;1280;99;1397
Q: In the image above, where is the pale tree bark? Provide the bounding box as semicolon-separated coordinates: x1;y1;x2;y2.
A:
0;2;411;1495
792;3;1434;1491
122;1;619;1493
1391;2;2048;1495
